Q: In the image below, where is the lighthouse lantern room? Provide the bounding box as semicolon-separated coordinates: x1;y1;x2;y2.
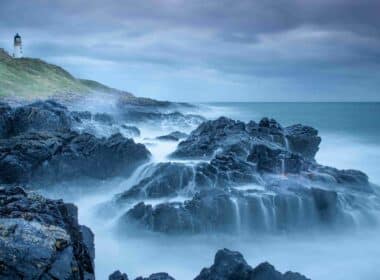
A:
13;33;23;58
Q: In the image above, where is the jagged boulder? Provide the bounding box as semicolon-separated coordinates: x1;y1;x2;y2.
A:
207;151;260;184
171;117;320;161
285;124;321;159
0;186;95;280
247;144;307;174
171;117;248;159
109;270;129;280
194;248;310;280
108;249;309;280
10;100;72;136
114;116;374;234
0;131;150;184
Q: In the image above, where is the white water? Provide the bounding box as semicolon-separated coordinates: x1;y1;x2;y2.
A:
317;132;380;185
230;197;241;234
65;131;380;280
39;105;380;280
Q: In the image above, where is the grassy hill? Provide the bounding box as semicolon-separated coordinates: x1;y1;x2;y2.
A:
0;48;133;101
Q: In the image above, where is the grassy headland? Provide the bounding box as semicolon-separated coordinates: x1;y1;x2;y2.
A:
0;48;132;101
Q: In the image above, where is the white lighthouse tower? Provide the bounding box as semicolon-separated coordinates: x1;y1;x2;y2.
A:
13;33;23;58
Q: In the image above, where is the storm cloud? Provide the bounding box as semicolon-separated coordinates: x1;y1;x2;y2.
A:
0;0;379;101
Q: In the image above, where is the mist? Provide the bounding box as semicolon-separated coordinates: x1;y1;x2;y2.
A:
33;99;380;280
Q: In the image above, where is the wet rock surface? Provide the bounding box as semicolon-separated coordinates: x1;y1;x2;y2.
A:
109;249;309;280
1;99;379;278
171;117;320;160
0;100;73;138
0;186;95;280
0;131;150;185
116;117;378;234
194;249;310;280
0;101;151;185
109;270;129;280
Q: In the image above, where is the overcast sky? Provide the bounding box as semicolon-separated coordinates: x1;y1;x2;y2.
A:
1;0;379;102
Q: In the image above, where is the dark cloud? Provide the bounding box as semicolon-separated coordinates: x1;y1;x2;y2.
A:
0;0;379;101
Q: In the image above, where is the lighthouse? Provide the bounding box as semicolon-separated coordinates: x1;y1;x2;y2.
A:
13;33;23;58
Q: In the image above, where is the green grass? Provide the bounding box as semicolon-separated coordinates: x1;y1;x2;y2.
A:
0;48;132;100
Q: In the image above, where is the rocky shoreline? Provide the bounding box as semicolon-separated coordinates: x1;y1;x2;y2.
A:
116;117;377;234
1;99;379;279
0;186;95;279
109;248;310;280
0;185;310;280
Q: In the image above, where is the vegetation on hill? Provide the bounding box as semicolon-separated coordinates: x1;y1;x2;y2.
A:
0;48;133;100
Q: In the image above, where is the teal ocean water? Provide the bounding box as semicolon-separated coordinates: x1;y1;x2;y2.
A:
42;101;380;280
203;102;380;184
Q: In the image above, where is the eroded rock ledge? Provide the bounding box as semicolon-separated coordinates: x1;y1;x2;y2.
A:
0;186;95;280
109;248;310;280
116;117;378;234
0;100;151;185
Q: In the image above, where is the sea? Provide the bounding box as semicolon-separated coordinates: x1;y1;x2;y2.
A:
42;102;380;280
202;102;380;185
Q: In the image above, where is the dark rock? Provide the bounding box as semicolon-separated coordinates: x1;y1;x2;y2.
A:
11;100;72;136
110;249;308;280
122;184;352;234
123;189;237;234
285;124;321;159
0;131;150;184
0;186;95;280
71;111;92;122
310;188;339;223
250;262;309;280
171;117;248;159
209;151;259;185
171;117;321;161
194;248;251;280
259;117;283;131
114;116;375;234
109;270;129;280
156;131;188;141
135;272;175;280
0;102;13;138
194;248;310;280
247;144;307;174
247;144;283;173
94;112;114;125
80;225;95;270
